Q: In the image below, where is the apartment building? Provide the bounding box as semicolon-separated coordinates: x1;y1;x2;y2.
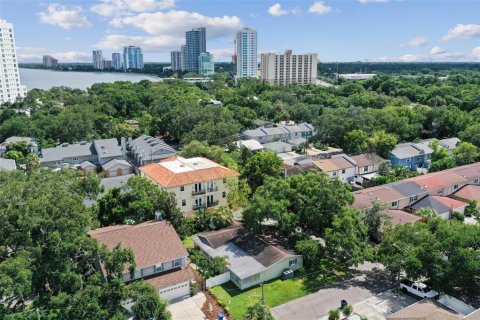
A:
198;52;214;76
185;27;206;73
92;50;104;70
0;19;27;103
123;46;143;70
139;156;239;215
236;27;258;78
42;55;58;68
89;221;194;300
170;51;182;71
112;53;122;70
260;50;317;85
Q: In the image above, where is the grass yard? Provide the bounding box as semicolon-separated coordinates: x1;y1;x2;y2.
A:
210;268;344;319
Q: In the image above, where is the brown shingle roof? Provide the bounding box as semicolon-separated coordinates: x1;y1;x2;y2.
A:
89;221;188;269
139;156;239;188
314;156;355;172
387;299;462;320
385;210;422;225
143;266;194;289
453;185;480;202
351;153;384;167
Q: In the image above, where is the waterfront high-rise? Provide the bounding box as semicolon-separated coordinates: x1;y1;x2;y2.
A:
112;53;122;70
0;19;27;104
185;27;206;73
92;50;104;70
180;45;187;71
198;52;214;76
260;50;317;85
42;55;59;68
235;27;258;78
170;51;182;71
123;46;144;70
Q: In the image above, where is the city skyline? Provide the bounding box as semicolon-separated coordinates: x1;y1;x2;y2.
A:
1;0;480;63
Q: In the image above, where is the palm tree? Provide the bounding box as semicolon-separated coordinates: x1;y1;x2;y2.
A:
212;256;229;275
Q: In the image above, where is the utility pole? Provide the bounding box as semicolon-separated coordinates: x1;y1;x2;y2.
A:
261;282;265;320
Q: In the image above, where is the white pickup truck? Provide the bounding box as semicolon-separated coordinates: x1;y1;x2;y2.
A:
400;280;439;298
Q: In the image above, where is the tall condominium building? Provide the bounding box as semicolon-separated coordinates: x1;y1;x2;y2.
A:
0;20;27;104
103;60;112;69
123;46;144;70
112;53;122;70
236;27;258;78
42;55;59;68
185;27;206;73
180;45;187;71
92;50;104;70
170;51;182;71
260;50;317;85
198;52;214;76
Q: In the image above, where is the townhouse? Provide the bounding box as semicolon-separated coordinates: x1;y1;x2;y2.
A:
242;122;316;146
128;135;176;166
139;156;239;215
313;154;357;184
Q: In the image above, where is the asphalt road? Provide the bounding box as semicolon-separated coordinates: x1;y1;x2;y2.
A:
272;262;392;320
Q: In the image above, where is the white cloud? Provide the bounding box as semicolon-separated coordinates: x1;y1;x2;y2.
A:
91;0;175;17
403;36;428;47
111;10;241;39
267;3;299;16
471;47;480;60
209;48;234;62
358;0;388;3
38;3;91;29
309;2;332;14
95;34;180;52
399;54;422;62
430;46;446;55
16;47;90;63
442;24;480;41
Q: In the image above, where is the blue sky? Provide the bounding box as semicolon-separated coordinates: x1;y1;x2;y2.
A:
1;0;480;63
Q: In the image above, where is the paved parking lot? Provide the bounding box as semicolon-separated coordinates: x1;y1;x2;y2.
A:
167;293;207;320
272;262;394;320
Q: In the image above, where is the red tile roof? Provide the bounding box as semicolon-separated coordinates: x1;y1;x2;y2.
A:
139;156;239;188
430;196;467;210
143;267;194;289
89;221;188;269
353;186;405;209
385;210;423;225
453;184;480;202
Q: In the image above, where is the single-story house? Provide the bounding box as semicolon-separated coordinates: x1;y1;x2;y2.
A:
102;159;134;177
451;185;480;207
89;221;194;300
193;224;302;290
411;195;467;220
0;158;16;171
262;141;293;154
79;160;97;174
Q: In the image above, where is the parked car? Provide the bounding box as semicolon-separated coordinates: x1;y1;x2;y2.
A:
400;279;439;298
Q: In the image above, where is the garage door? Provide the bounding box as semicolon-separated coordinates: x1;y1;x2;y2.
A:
159;282;190;300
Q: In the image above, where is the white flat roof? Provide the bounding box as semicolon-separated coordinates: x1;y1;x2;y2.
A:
160;156;217;174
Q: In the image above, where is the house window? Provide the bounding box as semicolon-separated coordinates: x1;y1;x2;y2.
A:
437;189;444;195
180;186;184;192
391;201;398;208
182;200;186;207
453;184;459;190
72;157;79;161
341;169;346;174
223;178;227;184
174;259;182;267
475;178;479;184
363;166;368;173
222;191;226;198
155;263;163;273
409;196;418;203
332;171;337;177
289;258;297;266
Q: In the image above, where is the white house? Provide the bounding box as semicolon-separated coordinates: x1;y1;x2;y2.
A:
193;224;303;290
313;154;356;183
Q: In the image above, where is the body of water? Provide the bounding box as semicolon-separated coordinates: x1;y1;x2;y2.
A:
19;68;160;90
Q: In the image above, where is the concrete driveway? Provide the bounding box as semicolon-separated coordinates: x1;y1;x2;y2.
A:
272;262;392;320
167;293;207;320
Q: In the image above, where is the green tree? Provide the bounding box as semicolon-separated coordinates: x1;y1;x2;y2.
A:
363;201;390;240
5;141;31;156
295;239;322;269
226;178;251;209
343;129;369;155
129;282;171;320
452;142;479;166
368;130;398;159
241;151;283;192
2;150;23;162
325;208;371;269
459;124;480;148
243;301;274;320
23;153;40;171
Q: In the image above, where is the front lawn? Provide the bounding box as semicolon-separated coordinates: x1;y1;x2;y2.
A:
210;266;344;319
